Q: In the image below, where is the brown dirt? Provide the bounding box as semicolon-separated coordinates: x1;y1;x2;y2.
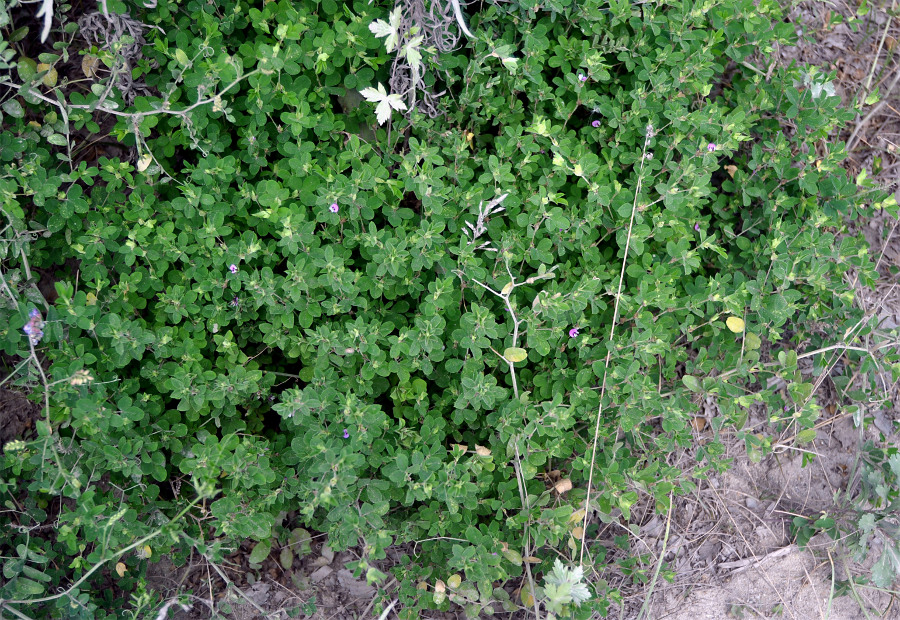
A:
0;388;41;453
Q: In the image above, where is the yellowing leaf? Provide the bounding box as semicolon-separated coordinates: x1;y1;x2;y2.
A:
501;281;514;296
474;445;491;457
136;154;152;173
115;562;127;577
520;585;534;607
726;316;745;333
37;63;57;87
447;574;461;589
724;164;737;178
501;548;523;565
434;579;446;605
796;429;817;444
135;545;152;559
82;54;100;78
174;48;189;66
504;347;528;363
553;478;573;494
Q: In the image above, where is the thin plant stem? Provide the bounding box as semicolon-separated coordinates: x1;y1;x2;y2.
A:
635;491;674;620
580;124;654;567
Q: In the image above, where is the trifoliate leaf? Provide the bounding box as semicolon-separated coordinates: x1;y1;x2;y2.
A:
368;7;402;52
726;316;745;333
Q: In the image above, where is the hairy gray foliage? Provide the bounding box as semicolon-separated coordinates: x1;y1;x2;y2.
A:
389;0;469;119
78;11;152;105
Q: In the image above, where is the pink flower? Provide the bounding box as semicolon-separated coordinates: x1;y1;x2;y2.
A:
591;120;601;128
577;73;587;83
343;428;350;439
694;223;700;231
707;143;717;152
23;308;44;345
330;203;339;213
569;327;579;338
229;264;238;274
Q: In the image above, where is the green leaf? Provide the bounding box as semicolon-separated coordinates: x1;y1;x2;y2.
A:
13;577;45;597
47;133;68;146
279;547;293;570
503;347;528;363
249;539;271;564
174;48;189;66
21;564;51;582
744;331;761;350
2;98;23;118
682;375;701;392
795;429;816;444
501;548;523;565
10;27;28;42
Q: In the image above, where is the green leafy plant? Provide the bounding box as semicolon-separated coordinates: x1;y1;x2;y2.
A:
0;0;895;617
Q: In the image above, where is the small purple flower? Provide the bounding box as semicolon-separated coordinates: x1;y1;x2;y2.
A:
694;223;700;231
569;327;579;338
578;73;587;83
230;296;239;307
329;203;339;213
229;264;238;274
23;308;44;345
707;143;717;152
343;428;350;439
591;120;601;128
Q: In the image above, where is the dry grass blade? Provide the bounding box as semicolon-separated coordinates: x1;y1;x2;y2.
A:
580;124;655;567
